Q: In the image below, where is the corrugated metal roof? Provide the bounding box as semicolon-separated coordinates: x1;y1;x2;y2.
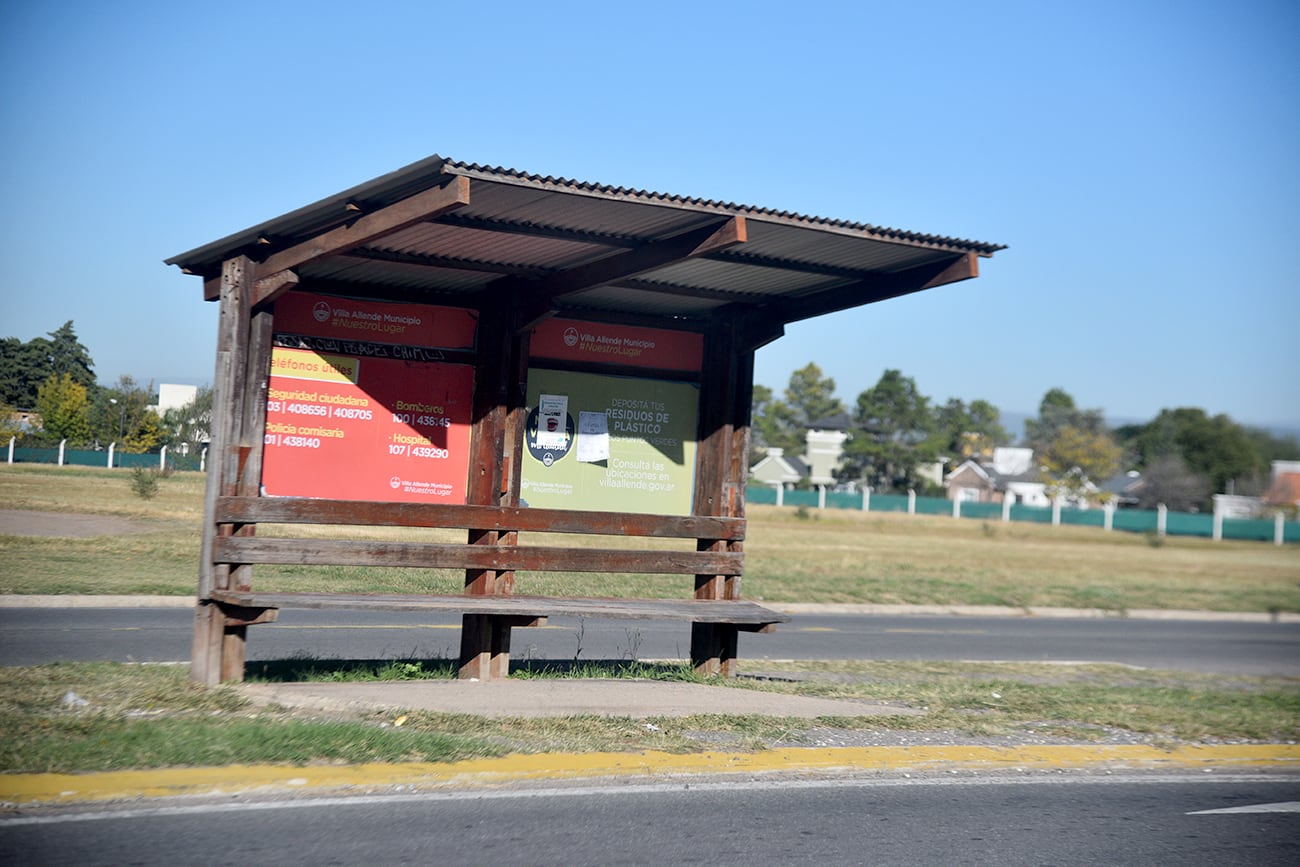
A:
166;154;1004;327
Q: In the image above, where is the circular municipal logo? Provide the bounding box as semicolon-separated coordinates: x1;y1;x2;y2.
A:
312;301;332;322
389;476;402;489
563;326;579;347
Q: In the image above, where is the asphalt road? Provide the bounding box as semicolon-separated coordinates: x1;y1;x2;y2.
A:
3;776;1297;865
1;607;1297;675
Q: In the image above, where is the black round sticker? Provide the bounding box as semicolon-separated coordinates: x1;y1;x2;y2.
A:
525;406;575;466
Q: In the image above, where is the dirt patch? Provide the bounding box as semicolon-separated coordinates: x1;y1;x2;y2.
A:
0;509;160;538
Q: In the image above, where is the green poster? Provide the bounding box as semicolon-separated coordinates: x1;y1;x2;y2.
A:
521;368;699;515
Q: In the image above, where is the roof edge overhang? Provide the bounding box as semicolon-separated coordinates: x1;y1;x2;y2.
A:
166;153;1005;276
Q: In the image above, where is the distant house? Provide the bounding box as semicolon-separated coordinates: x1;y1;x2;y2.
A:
751;413;852;491
1099;470;1145;508
803;412;851;486
944;446;1050;507
1263;460;1300;511
750;448;809;489
152;383;199;416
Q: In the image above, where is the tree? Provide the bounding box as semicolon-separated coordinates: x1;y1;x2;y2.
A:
123;410;166;454
933;397;1009;461
1118;407;1268;501
1133;455;1210;512
34;373;92;445
93;375;163;453
1039;424;1122;501
1024;387;1107;451
161;385;213;454
44;322;95;390
751;363;844;456
1244;427;1300;465
843;369;936;492
0;336;52;408
0;401;23;443
0;322;96;408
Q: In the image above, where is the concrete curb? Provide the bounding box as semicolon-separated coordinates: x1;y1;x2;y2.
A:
3;745;1297;807
2;595;1296;622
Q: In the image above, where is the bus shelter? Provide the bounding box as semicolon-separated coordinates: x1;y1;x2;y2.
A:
166;154;1003;684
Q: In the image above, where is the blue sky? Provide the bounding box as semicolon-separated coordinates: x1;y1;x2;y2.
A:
2;1;1297;431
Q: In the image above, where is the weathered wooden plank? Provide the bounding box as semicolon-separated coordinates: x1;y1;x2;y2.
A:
194;255;255;685
210;537;744;575
208;590;788;625
465;299;512;597
502;216;748;330
770;253;978;327
251;176;471;306
214;497;746;540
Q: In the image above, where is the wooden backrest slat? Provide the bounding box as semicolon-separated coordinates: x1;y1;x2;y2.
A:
211;536;743;576
215;496;744;540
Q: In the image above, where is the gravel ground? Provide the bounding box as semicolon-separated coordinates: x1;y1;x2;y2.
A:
0;509;162;538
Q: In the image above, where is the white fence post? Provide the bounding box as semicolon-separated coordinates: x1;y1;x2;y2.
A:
58;439;67;466
1212;510;1223;541
1157;503;1168;538
952;496;960;519
861;486;871;512
6;436;13;464
201;446;208;473
1276;511;1285;547
1104;499;1115;532
107;442;116;468
773;483;784;508
907;489;916;515
159;445;168;470
1051;495;1062;526
1002;493;1013;522
817;484;826;510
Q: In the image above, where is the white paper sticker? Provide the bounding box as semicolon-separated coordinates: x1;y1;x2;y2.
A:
576;411;610;462
537;394;569;449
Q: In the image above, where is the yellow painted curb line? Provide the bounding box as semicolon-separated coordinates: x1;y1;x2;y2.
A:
3;745;1297;806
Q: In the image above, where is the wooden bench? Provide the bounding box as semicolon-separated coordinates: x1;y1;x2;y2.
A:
199;496;788;682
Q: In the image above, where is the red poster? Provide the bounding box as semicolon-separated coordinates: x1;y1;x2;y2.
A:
530;318;703;372
261;347;474;503
274;291;476;350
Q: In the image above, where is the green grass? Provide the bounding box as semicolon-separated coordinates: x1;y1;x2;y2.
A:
2;464;1299;611
5;464;1296;776
1;660;1295;774
0;662;505;774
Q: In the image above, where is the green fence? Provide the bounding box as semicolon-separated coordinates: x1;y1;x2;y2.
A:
747;485;1299;544
7;445;204;472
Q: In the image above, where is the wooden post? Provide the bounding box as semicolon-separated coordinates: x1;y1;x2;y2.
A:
691;320;749;676
192;256;255;685
459;300;526;679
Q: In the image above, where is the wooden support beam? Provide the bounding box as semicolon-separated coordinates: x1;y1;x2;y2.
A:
769;253;979;326
250;270;299;304
504;216;748;331
251;176;471;307
193;255;254;685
